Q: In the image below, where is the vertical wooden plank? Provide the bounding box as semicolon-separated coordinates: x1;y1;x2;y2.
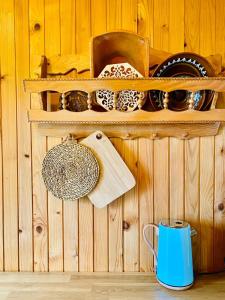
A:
15;0;33;272
0;0;18;271
184;0;201;273
45;0;63;272
91;0;107;36
214;0;225;272
0;57;3;271
121;0;137;31
108;139;123;272
47;138;63;271
153;0;169;51
107;1;123;272
214;127;225;271
60;0;78;272
29;0;48;272
76;0;93;272
200;137;214;272
199;0;215;273
137;0;154;273
185;138;200;271
106;0;122;30
75;0;91;54
153;0;169;268
91;0;108;272
60;0;76;55
139;139;154;272
123;140;139;271
121;1;139;272
153;140;169;223
170;139;184;220
184;0;200;52
169;0;184;221
137;0;154;45
169;0;184;53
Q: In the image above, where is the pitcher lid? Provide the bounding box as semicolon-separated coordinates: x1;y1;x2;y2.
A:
160;219;189;228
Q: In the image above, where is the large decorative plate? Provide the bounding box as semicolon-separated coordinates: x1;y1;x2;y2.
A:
96;63;145;112
149;52;215;111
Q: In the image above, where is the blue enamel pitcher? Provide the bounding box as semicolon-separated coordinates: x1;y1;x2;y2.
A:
143;219;196;290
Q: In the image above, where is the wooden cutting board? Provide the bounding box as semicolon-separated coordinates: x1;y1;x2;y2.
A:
81;131;136;208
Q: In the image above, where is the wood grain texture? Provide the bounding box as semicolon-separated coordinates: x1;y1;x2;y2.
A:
29;0;48;272
90;4;108;271
199;0;215;273
1;0;225;274
200;136;214;272
108;139;123;272
47;138;63;271
168;0;184;221
185;138;200;272
137;0;154;45
214;127;225;271
184;0;201;273
0;0;18;271
107;0;122;30
123;139;139;271
0;272;225;300
45;0;63;272
0;59;3;271
60;0;78;272
214;0;225;272
15;0;33;272
139;138;154;272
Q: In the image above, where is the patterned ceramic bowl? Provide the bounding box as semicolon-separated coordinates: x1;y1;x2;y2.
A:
96;63;145;112
149;52;215;111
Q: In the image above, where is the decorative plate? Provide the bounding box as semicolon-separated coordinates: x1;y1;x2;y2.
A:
59;91;88;111
96;63;145;112
42;139;99;201
149;52;215;111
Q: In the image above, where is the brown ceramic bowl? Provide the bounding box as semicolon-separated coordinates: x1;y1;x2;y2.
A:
149;52;215;111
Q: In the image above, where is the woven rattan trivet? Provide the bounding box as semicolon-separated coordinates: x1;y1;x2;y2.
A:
42;136;99;200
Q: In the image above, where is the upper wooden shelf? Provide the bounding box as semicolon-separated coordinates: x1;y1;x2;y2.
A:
23;77;225;139
24;77;225;93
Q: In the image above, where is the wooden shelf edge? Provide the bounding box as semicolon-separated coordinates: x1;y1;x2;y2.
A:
28;109;225;123
24;77;225;93
28;109;223;139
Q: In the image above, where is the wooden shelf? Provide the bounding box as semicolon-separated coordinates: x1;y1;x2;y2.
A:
24;77;225;93
28;108;225;123
24;77;225;139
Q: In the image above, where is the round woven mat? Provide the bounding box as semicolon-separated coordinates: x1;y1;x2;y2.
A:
42;141;99;200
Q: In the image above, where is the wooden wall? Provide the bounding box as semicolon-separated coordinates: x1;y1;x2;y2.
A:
0;0;225;272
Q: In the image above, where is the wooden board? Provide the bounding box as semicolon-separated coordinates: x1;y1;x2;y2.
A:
81;131;136;208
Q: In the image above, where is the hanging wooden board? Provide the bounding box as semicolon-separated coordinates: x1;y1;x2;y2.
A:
81;131;136;208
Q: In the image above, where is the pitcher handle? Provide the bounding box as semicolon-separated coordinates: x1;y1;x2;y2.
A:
143;224;159;266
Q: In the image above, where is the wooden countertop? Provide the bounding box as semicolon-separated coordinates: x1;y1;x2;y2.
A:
0;272;224;299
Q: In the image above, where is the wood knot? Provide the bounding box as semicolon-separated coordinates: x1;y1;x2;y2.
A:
218;203;224;211
34;23;41;31
36;226;42;233
184;42;187;47
19;229;22;233
24;154;30;158
221;147;224;154
123;220;130;230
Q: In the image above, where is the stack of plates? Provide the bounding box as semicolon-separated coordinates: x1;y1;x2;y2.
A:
149;52;215;111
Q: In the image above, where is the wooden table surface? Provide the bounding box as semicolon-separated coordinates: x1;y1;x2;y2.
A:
0;272;224;300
